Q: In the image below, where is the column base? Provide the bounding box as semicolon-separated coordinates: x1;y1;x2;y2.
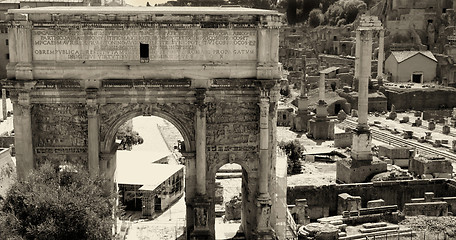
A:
256;196;273;239
191;195;212;239
336;157;387;183
293;110;311;132
307;118;335;140
15;63;33;80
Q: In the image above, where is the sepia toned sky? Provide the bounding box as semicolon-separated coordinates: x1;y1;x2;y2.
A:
125;0;170;6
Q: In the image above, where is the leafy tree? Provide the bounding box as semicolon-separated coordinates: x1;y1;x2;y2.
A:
0;163;114;240
278;140;303;175
286;0;298;25
308;8;324;27
325;2;344;25
324;0;366;25
116;120;144;150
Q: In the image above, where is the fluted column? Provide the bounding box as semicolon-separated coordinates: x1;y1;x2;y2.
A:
358;30;373;130
377;30;385;79
87;104;99;177
195;88;207;196
258;91;270;200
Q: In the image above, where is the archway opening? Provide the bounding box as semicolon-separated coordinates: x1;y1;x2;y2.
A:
115;116;186;239
214;163;245;240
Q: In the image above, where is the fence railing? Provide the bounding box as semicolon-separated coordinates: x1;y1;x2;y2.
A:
340;229;453;240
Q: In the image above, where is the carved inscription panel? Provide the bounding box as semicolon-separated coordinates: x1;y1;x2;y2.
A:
206;101;259;170
206;101;259;147
33;28;257;61
32;104;88;166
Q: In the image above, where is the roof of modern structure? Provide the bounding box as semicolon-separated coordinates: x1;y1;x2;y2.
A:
8;6;281;15
116;151;183;191
319;66;340;74
390;51;438;63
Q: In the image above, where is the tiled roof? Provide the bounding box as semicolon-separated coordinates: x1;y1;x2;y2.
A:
391;51;437;63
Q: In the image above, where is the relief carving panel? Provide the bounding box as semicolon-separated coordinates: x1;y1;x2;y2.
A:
32;103;88;166
206;101;259;170
99;103;195;143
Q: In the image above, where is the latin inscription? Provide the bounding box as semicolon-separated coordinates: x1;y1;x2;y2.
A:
32;28;257;61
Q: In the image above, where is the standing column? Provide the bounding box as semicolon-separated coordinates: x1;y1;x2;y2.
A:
2;89;7;120
17;92;33;179
354;30;361;79
87;104;99;177
377;30;385;79
319;72;325;101
300;57;307;97
358;30;373;129
195;88;207;196
258;93;270;200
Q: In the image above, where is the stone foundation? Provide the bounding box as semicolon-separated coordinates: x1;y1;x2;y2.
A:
308;117;335;140
336;158;387;183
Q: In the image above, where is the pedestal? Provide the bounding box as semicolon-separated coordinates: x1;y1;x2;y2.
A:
308;118;335;140
294;97;311;132
255;198;275;240
190;195;211;240
351;128;372;161
336;157;387;183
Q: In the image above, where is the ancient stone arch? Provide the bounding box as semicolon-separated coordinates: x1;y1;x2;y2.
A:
5;6;285;240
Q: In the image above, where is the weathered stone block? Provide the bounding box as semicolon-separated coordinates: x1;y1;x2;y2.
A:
336;158;387;183
224;195;242;221
400;116;409;123
367;199;385;208
214;181;223;205
428;121;436;130
403;131;413;139
443;125;451;135
334;132;352;148
414;118;422;127
404;202;448;216
337;193;361;215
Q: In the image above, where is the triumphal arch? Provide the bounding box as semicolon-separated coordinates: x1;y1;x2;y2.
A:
5;6;284;240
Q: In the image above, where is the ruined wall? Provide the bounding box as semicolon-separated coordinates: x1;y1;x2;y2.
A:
32;103;88;167
383;88;456;110
288;179;456;219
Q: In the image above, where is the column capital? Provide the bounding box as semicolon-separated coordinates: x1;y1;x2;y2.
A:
195;88;207;111
86;104;99;117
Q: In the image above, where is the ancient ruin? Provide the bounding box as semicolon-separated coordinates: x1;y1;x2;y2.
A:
336;15;387;183
4;6;284;240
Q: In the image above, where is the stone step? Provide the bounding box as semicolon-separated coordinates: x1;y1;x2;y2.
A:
362;222;388;229
359;225;399;234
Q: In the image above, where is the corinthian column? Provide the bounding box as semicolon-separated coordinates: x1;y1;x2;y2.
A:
377;30;385;79
358;30;373;130
87;104;99;177
258;91;270;200
354;30;361;80
195;88;207;196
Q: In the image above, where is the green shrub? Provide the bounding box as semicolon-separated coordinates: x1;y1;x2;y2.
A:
278;140;303;175
0;163;114;240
